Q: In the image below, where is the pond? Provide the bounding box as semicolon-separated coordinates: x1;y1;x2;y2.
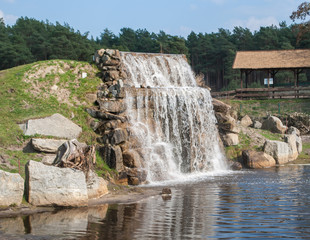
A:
1;165;310;239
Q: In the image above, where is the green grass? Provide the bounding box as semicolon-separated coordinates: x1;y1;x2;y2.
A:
223;99;310;118
225;132;252;161
0;60;102;176
0;148;42;178
292;142;310;164
258;130;283;141
0;60;101;146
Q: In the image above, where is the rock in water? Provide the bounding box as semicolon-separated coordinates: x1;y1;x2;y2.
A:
229;161;243;170
20;113;82;139
25;160;88;207
242;150;276;169
161;188;172;200
0;170;24;206
161;188;172;195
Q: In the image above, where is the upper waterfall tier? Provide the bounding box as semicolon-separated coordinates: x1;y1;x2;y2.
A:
120;52;197;88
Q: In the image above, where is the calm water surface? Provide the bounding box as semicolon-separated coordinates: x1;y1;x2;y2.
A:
1;165;310;239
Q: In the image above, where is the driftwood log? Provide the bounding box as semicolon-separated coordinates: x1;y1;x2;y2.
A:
53;139;96;174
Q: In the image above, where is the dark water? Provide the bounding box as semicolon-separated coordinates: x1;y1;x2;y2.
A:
1;165;310;239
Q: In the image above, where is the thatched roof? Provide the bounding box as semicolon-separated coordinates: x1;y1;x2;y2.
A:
233;49;310;70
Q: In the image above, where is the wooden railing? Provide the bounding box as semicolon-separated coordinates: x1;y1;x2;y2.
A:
211;87;310;99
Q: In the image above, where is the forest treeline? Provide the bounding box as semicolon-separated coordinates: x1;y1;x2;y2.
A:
1;14;310;90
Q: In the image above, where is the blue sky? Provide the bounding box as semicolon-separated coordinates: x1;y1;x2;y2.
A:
0;0;305;38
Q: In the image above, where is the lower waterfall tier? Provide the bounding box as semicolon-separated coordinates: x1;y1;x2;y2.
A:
125;87;228;182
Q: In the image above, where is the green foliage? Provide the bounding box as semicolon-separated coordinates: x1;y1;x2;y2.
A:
259;130;283;141
95;150;118;178
1;7;310;90
0;148;42;178
0;17;100;70
223;99;310;117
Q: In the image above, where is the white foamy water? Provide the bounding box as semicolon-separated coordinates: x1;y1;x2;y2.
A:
121;52;228;183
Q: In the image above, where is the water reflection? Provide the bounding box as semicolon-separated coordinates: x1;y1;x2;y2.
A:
0;205;108;239
1;165;310;239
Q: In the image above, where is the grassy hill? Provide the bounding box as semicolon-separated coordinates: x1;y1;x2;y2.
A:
1;60;309;176
0;60;102;176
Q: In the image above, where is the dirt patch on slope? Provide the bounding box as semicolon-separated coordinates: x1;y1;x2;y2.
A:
23;61;98;106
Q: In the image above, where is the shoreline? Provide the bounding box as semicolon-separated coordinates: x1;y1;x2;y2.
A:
0;185;163;218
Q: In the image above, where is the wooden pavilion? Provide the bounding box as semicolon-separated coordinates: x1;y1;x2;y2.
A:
232;49;310;88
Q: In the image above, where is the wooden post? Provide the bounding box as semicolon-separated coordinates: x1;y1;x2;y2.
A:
271;70;275;98
267;70;271;99
240;70;243;89
297;69;300;98
297;69;300;87
294;69;297;98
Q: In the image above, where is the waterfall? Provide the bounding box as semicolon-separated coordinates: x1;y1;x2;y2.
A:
121;52;228;183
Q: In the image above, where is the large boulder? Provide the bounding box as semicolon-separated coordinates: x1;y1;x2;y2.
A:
223;133;239;146
296;135;303;154
287;126;300;136
125;167;147;185
86;171;108;199
20;113;82;139
215;112;238;132
242;150;276;169
284;134;299;160
32;138;67;153
253;121;262;129
287;126;302;153
240;115;253;127
0;170;24;206
25;160;88;207
261;116;287;134
263;140;296;164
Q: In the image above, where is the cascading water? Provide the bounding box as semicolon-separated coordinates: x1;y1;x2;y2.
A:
121;52;228;183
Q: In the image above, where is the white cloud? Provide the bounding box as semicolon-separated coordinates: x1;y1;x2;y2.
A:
0;9;18;25
3;0;15;3
230;16;279;32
